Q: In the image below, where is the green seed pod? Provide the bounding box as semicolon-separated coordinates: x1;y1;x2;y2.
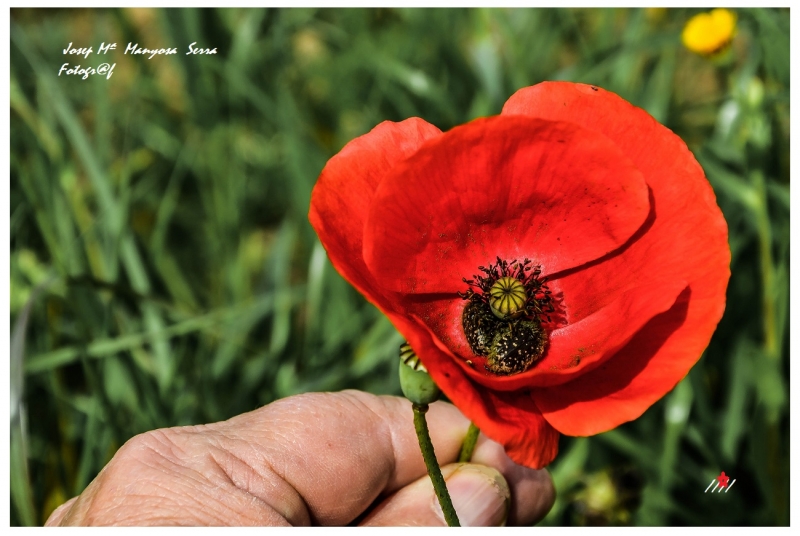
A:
489;276;527;319
399;342;441;405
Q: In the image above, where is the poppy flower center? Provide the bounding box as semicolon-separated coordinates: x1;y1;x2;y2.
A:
459;258;553;376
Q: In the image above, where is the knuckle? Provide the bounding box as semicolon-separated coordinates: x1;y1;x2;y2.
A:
116;428;185;466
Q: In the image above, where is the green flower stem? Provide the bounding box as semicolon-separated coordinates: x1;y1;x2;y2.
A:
458;422;480;463
752;170;778;359
412;403;461;527
752;170;787;523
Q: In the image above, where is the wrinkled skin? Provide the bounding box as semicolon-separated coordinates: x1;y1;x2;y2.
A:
46;391;555;526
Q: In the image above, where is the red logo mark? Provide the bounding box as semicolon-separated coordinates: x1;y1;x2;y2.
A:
705;471;736;493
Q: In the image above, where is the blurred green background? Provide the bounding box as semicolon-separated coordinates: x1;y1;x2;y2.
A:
10;8;789;526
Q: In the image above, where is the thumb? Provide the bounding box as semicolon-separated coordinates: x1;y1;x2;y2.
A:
360;463;510;526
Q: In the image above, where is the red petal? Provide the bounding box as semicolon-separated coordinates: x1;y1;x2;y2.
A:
476;388;561;469
532;280;687;387
391;313;560;469
532;289;699;435
309;118;442;312
504;82;730;435
363;115;650;295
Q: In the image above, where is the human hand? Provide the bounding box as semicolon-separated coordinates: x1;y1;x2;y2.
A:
45;390;555;526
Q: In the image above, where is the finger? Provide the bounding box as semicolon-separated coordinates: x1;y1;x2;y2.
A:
46;390;554;526
44;497;78;526
200;390;473;525
360;463;510;526
469;433;556;525
204;390;553;525
47;429;294;526
43;391;471;526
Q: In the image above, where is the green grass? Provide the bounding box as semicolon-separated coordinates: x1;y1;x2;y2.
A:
10;7;789;526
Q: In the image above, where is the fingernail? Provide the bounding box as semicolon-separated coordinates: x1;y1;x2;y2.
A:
438;464;510;526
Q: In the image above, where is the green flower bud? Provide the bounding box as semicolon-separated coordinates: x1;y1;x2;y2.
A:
399;342;441;405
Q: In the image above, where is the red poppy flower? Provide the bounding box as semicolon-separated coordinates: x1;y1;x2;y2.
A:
309;82;730;469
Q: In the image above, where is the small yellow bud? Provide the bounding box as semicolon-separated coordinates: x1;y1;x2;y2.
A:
682;9;737;57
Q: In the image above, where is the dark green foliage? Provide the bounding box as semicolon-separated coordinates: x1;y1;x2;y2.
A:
10;8;789;526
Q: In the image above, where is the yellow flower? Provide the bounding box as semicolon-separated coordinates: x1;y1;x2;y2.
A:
682;8;737;56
